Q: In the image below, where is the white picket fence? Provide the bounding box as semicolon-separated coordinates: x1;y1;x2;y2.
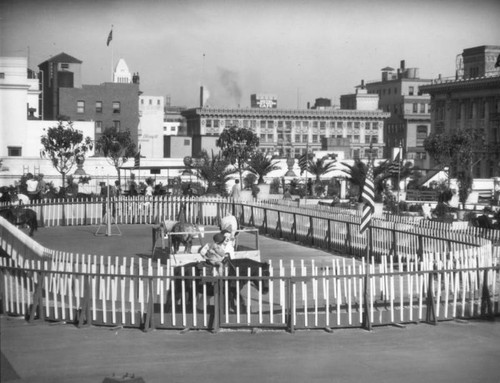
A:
1;199;499;331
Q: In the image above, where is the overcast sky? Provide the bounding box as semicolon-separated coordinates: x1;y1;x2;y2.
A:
1;0;499;109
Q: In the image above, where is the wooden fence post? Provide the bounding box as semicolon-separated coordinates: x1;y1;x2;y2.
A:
308;216;314;246
480;269;493;320
263;208;268;235
250;206;255;227
362;268;372;331
276;211;283;238
286;278;294;334
212;277;221;333
425;271;437;325
292;214;297;242
29;270;45;322
78;275;92;328
345;222;352;254
326;220;332;251
417;235;424;262
143;277;155;332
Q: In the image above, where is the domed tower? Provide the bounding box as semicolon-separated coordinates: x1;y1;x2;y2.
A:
113;58;132;83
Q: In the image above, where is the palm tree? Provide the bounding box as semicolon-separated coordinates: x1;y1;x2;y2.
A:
247;151;281;184
306;156;337;196
193;150;236;195
307;156;337;182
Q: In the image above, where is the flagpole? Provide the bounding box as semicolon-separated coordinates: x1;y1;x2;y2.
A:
396;142;402;215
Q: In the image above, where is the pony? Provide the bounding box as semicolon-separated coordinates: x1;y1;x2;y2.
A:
169;202;204;254
168;258;270;313
0;206;38;236
170;222;204;254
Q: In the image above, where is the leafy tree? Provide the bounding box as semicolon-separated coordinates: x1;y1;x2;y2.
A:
40;121;93;189
193;150;236;195
95;127;137;185
247;151;281;184
216;126;259;185
424;129;480;207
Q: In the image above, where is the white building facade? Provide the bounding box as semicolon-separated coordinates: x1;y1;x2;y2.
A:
0;56;95;187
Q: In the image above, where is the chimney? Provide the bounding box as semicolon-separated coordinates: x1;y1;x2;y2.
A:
400;60;405;70
361;79;365;88
200;86;204;108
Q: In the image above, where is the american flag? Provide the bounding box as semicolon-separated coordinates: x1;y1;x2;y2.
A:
134;145;141;168
298;153;309;175
359;161;375;234
388;151;402;175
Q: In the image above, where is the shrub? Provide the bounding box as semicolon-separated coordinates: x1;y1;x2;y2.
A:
270;178;280;194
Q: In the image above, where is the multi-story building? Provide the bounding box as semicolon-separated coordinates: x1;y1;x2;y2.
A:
163;101;186;136
364;60;432;167
0;56;94;186
420;45;500;178
138;95;164;158
181;94;389;160
38;53;140;146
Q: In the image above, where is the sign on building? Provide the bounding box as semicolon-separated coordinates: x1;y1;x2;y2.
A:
251;94;278;109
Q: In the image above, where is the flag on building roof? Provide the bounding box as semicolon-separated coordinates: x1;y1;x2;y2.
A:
359;161;375;235
106;28;113;46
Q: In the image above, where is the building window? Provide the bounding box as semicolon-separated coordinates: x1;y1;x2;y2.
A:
302;134;308;143
336;122;343;129
141;99;144;104
61;63;69;69
157;100;161;105
95;101;103;113
352;135;360;143
113;120;121;130
413;103;418;113
267;120;274;129
416;125;428;146
0;73;5;79
354;122;360;130
206;119;212;128
347;122;352;129
260;120;266;129
260;134;266;142
95;121;103;133
295;134;301;142
409;86;414;96
171;127;176;132
267;134;274;141
479;102;485;119
112;101;121;114
420;103;425;113
7;146;22;156
77;100;85;114
184;139;190;146
213;119;219;128
312;135;318;143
